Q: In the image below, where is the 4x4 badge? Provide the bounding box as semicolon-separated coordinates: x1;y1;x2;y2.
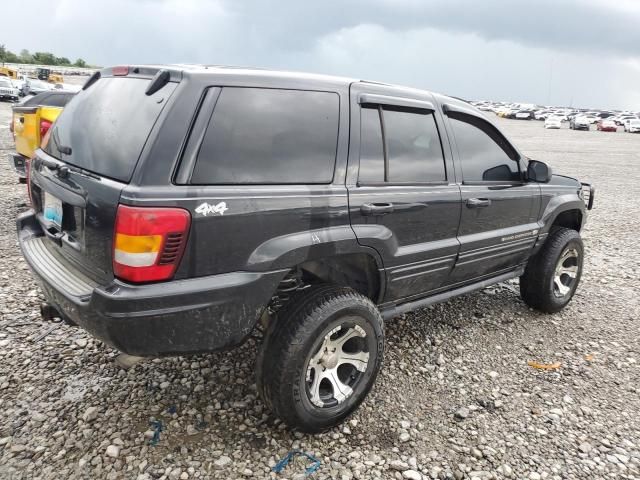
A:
195;201;228;216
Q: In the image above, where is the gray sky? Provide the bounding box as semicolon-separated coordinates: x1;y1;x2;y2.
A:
4;0;640;110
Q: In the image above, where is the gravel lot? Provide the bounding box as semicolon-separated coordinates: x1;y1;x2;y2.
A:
0;98;639;480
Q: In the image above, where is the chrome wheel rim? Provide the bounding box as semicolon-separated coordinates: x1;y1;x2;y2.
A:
553;248;579;298
306;322;370;408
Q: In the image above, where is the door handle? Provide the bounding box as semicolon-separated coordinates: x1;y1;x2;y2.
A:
361;202;394;216
466;198;491;208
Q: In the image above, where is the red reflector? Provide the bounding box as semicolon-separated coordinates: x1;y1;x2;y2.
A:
25;158;33;206
113;205;191;283
112;66;129;76
40;120;52;141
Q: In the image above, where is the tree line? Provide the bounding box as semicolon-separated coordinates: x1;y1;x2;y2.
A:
0;44;91;68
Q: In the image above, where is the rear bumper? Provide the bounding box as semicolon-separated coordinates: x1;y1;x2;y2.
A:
8;152;27;178
17;211;285;356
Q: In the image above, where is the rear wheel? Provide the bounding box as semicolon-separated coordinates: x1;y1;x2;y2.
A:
520;227;584;313
257;285;383;432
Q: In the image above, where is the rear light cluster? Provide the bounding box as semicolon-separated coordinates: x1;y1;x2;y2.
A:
40;120;52;141
41;124;52;149
113;205;191;283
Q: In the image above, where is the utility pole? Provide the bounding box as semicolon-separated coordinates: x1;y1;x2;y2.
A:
547;57;554;106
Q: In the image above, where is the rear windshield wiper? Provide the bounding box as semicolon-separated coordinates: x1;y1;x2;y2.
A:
39;158;61;170
58;145;72;155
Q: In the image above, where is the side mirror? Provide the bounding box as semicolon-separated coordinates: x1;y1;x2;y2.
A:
527;160;552;183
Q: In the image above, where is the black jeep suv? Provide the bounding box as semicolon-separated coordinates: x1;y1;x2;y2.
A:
17;65;594;432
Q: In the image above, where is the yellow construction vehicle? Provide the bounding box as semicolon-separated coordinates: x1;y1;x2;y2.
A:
36;68;64;84
0;66;19;80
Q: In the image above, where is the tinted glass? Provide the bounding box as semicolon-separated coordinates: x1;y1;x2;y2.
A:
450;118;520;182
45;93;74;107
191;88;339;184
21;93;52;106
44;77;176;182
358;107;384;183
384;109;445;183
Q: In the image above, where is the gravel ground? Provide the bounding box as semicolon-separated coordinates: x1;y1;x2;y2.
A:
0;100;639;480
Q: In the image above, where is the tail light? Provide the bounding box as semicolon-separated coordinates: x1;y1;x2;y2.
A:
113;205;191;283
41;124;52;149
40;120;52;143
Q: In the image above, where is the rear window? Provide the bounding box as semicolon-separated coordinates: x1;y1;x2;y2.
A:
190;87;339;184
44;93;75;107
22;92;75;107
21;93;53;106
44;77;176;182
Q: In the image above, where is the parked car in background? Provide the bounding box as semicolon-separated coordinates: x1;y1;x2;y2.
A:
596;119;617;132
614;115;636;126
570;116;590;130
13;77;31;96
0;78;20;102
544;117;562;129
626;119;640;133
8;91;76;180
514;110;534;120
535;110;551;120
27;79;53;95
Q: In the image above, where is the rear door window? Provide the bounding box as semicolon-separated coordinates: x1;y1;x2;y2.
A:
190;88;339;184
358;106;446;184
44;77;176;182
358;107;385;183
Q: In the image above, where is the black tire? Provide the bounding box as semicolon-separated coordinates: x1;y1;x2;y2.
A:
520;227;584;313
256;284;384;432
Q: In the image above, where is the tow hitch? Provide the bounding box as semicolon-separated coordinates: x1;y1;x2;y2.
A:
40;302;60;322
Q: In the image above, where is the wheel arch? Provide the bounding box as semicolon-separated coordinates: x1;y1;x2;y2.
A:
540;198;586;234
296;252;384;303
550;208;583;232
248;226;386;304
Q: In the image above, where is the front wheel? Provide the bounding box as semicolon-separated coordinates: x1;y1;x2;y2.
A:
257;285;384;432
520;227;584;313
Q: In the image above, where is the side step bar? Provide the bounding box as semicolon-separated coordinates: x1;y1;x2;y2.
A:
380;267;524;320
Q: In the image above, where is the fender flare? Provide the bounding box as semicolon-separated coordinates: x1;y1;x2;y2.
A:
539;197;586;234
247;225;386;297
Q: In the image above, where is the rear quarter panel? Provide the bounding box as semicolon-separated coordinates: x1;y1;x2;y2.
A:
123;73;378;281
